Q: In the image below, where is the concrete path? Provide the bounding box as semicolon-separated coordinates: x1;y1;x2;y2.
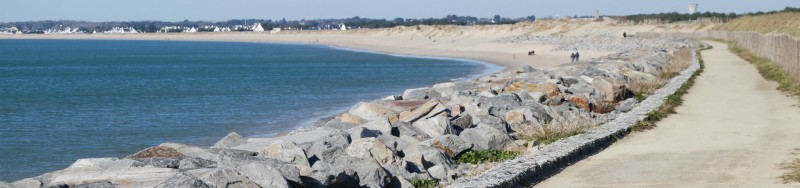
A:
536;41;800;187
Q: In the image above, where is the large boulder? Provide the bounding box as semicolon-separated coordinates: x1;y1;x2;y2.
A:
133;157;181;169
190;168;260;188
411;113;454;138
349;101;397;121
346;126;382;140
178;157;218;170
154;172;209;188
471;114;508;134
459;126;514;151
345;138;399;166
340;112;367;125
43;158;178;188
503;82;560;98
238;163;290;188
395;122;431;142
347;157;393;188
306;131;351;165
402;145;454;170
426;135;473;158
260;140;310;167
449;114;474;131
361;119;393;134
402;87;441;100
11;178;42;188
399;100;443;123
211;132;247;149
128;146;184;159
303;161;359;187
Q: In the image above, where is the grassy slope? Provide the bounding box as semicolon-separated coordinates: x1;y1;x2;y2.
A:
714;12;800;36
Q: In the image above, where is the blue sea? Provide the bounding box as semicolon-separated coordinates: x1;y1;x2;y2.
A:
0;39;497;181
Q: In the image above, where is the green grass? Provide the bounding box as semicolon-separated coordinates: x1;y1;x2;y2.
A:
455;150;519;164
724;41;800;98
779;149;800;184
632;46;708;131
410;178;436;188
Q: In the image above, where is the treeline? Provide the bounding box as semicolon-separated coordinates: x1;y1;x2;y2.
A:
1;14;535;33
625;6;800;23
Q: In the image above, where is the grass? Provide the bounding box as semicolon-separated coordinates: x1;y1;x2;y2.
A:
516;121;590;145
631;46;709;131
779;149;800;184
714;12;800;37
629;48;694;102
410;178;436;188
455;150;519;164
724;41;800;98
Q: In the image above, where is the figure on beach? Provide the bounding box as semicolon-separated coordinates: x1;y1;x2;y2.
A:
528;50;535;56
575;52;580;62
623;32;627;38
570;53;576;62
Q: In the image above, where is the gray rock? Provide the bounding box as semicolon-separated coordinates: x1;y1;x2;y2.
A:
559;76;580;87
304;161;359;187
426;135;473;158
347;126;382;140
154;172;209;188
0;182;12;188
395;122;431;142
361;119;393;134
349;101;397;121
133;157;180;169
428;165;451;182
192;168;260;188
72;181;114;188
411;113;454;138
472;115;508;134
306;131;351;165
566;81;595;96
459;126;513;151
211;132;247;149
402;145;454;169
11;178;42;188
522;65;535;72
402;87;440;100
323;121;357;130
615;98;637;113
237;163;289;188
399;100;442;123
260;140;310;167
348;157;393;188
345;138;400;166
179;157;218;170
449;114;474;131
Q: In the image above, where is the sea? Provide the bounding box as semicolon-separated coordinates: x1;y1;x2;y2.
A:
0;39;499;181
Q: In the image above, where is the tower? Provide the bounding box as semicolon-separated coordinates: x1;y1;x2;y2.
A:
688;3;698;14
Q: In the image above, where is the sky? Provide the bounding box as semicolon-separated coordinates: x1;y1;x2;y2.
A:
1;0;799;22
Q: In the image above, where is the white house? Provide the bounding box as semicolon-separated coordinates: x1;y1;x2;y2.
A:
339;23;347;31
252;23;264;32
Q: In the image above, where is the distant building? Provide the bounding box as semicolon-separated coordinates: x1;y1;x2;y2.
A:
252;23;265;32
270;28;282;34
339;23;347;31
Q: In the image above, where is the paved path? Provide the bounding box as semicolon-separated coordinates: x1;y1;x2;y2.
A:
536;41;800;187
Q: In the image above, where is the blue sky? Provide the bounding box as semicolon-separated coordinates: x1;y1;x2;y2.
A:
1;0;798;22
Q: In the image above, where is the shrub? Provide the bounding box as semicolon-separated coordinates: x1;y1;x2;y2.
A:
455;150;519;164
410;178;436;188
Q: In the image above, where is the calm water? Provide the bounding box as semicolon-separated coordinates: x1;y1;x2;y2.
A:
0;39;490;181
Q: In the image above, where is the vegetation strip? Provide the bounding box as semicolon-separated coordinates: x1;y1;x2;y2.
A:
720;40;800;97
450;47;705;187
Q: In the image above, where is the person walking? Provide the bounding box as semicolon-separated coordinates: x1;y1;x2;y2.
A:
623;32;627;38
575;52;580;62
570;53;575;62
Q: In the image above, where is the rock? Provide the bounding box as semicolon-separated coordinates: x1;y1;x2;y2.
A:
395;177;415;188
128;146;184;159
383;95;402;101
504;110;525;126
345;138;399;165
11;178;42;188
522;65;535;72
349;101;397;121
361;119;393;134
615;98;637;113
304;161;359;187
449;114;474;131
503;82;560;98
568;96;591;112
395;122;431;142
191;168;260;188
179;157;218;170
402;145;454;169
566;80;594;96
459;126;513;151
44;158;177;188
472;114;508;134
306;131;351;165
238;163;290;188
427;135;473;158
341;112;367;125
449;104;464;116
347;126;382;140
348;157;393;188
323;121;357;130
399;100;442;123
71;181;114;188
580;75;594;83
428;165;450;181
133;157;181;169
402;87;440;100
211;132;247;149
559;76;580;87
261;140;310;167
411;113;454;138
154;172;209;188
159;143;216;161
